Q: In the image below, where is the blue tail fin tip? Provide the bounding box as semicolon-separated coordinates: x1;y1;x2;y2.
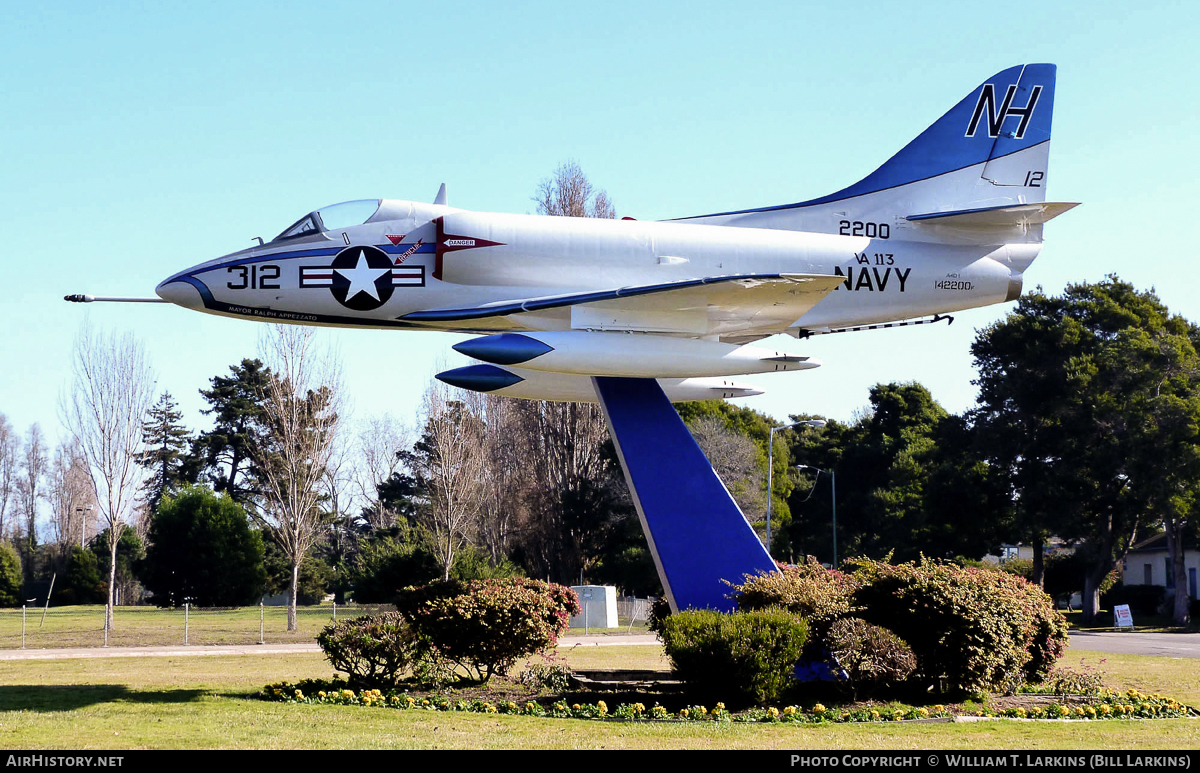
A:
808;63;1056;206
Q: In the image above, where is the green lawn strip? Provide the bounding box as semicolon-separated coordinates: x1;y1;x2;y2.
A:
0;605;390;649
0;693;1195;750
1061;650;1200;707
0;645;1195;749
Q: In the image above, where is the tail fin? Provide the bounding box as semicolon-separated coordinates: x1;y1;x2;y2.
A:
676;64;1071;243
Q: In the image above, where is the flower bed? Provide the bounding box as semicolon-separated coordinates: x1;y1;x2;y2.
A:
259;680;1195;723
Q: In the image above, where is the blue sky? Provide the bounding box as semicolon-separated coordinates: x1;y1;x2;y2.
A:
3;0;1198;446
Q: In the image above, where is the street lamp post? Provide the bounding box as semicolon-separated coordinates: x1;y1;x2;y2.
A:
766;420;826;556
796;464;837;568
75;505;93;549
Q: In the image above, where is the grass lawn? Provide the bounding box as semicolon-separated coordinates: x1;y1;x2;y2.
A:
0;604;389;649
0;644;1195;750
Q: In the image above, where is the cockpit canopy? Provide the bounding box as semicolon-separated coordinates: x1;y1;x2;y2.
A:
273;199;382;242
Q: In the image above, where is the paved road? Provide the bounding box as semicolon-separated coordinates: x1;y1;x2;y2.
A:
0;631;1193;661
1068;631;1200;658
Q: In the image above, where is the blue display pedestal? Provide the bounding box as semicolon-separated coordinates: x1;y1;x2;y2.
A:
592;376;779;612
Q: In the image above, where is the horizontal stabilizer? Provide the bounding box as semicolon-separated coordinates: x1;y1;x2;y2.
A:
907;201;1078;229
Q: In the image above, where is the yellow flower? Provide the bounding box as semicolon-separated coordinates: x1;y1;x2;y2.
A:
597;701;608;714
783;706;796;716
812;703;827;714
680;709;689;718
767;707;779;718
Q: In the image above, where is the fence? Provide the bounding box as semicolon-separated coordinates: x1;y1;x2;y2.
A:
615;597;655;631
0;603;395;650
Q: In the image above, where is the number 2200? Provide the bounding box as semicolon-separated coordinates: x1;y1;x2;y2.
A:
839;220;890;239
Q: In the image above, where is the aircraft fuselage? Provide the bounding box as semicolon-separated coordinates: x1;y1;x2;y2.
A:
156;200;1031;340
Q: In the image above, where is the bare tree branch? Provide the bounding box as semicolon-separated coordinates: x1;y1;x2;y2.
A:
251;325;343;630
355;413;410;529
411;379;487;580
61;323;156;631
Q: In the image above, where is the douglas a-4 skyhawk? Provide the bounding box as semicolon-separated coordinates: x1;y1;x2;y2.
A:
69;65;1075;611
71;63;1073;406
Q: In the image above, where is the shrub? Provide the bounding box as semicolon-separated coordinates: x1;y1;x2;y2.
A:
518;662;573;692
659;608;808;706
395;578;580;682
732;557;859;658
850;557;1068;695
316;612;418;689
825;617;916;700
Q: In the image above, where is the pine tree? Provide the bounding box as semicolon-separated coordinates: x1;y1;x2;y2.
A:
140;392;192;514
191;359;270;505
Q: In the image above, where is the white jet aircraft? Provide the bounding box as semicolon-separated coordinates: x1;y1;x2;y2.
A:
67;64;1075;611
70;63;1074;405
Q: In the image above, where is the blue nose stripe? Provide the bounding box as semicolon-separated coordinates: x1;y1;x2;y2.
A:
452;333;554;365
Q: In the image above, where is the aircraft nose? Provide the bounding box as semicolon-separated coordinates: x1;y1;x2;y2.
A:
155;276;206;310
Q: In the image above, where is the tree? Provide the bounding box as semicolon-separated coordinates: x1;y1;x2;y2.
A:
0;543;22;607
141;486;267;607
504;396;613;583
61;324;156;631
350;523;442;603
139;392;192;515
785;383;1008;565
686;415;766;524
533;159;615;219
251;326;342;630
409;383;487;581
263;540;331;605
354;414;409;530
88;526;144;606
972;278;1200;623
44;440;96;571
0;415;18;540
191;359;270;505
677;400;793;550
497;161;623;583
15;424;47;569
57;546;105;605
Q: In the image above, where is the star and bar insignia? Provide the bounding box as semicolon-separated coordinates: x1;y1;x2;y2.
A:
300;245;424;311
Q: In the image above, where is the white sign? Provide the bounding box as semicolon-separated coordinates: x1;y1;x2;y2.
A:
1114;604;1134;629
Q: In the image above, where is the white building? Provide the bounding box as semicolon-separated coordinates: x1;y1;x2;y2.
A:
1121;534;1199;602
